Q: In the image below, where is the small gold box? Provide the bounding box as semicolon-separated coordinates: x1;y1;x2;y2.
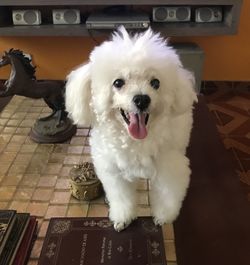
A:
69;162;103;201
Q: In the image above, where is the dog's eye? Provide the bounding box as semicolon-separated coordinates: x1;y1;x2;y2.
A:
150;79;160;90
113;79;125;89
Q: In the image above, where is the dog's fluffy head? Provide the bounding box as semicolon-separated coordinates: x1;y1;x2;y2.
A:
66;27;197;140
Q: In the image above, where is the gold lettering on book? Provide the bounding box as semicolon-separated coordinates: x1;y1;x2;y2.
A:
80;233;88;265
100;236;106;263
107;239;112;260
128;239;133;260
45;242;56;259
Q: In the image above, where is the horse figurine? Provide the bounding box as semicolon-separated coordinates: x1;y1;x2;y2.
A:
0;48;66;123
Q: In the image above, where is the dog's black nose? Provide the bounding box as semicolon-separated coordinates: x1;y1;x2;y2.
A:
133;94;151;111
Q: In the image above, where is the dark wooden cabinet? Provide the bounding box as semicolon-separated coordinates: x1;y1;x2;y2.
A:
0;0;243;36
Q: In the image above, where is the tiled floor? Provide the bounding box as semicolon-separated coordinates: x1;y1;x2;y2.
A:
0;81;249;265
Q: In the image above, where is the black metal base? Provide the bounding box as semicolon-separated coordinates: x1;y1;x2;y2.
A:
30;115;76;143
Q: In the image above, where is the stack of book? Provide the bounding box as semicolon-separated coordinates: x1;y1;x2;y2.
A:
0;210;38;265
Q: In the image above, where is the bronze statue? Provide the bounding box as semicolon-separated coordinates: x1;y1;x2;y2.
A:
0;48;76;142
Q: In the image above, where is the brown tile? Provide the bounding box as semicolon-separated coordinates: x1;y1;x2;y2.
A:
37;176;57;188
42;163;62;174
0;134;12;144
10;135;27;144
70;137;85;145
19;119;36;127
45;205;68;219
38;220;49;238
164;241;177;262
0;152;17;163
55;178;70;190
7;163;28;175
1;174;23;186
63;155;81;165
20;144;38;153
137;179;148;190
4;143;22;152
2;126;16;134
27;260;38;265
15;127;31;135
7;119;22;127
59;166;72;177
26;153;50;174
50;191;71;204
30;239;43;259
14;153;33;163
20;174;40;187
53;144;69;153
67;204;89;217
162;224;175;240
11;112;26;119
0;202;9;209
9;201;28;212
0;186;16;201
35;144;54;154
67;146;84;154
26;202;49;217
48;153;65;163
137;206;151;216
87;204;109;217
32;188;53;201
137;192;149;205
0;118;9;126
14;187;34;200
76;128;90;136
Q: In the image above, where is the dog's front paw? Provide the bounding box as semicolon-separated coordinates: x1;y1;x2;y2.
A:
113;221;132;232
109;203;137;232
152;205;180;226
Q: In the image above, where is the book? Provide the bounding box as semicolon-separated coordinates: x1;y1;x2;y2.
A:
0;210;16;256
0;213;30;265
38;217;167;265
13;216;38;265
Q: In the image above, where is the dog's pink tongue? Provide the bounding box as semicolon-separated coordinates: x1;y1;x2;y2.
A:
128;113;147;140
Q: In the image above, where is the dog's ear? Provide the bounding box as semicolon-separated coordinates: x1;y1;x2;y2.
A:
171;68;198;116
65;63;93;126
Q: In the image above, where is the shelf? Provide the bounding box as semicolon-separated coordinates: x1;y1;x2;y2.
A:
0;0;243;37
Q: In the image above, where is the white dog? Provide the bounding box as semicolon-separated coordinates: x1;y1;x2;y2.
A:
65;27;197;231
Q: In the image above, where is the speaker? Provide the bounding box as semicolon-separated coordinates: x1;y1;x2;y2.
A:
12;10;41;25
52;9;81;25
153;6;191;22
195;7;223;23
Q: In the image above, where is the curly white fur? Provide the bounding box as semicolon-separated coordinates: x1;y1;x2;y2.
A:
65;27;197;231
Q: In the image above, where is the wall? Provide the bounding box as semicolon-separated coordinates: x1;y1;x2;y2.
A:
0;1;249;81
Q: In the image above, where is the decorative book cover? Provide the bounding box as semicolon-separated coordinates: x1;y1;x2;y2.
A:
38;217;167;265
13;216;38;265
0;213;30;265
0;210;16;255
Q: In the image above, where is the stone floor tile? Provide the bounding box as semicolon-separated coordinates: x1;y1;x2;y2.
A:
0;163;11;176
30;239;43;259
45;205;68;219
20;174;40;187
14;187;34;200
19;144;38;153
9;201;29;212
35;144;54;154
0;134;12;144
70;137;85;145
137;191;149;205
67;204;89;217
32;188;53;201
7;163;28;175
4;143;22;152
0;201;9;209
165;240;177;262
37;176;58;188
14;153;33;163
26;202;49;217
0;118;9;126
162;224;175;240
1;174;23;186
55;178;70;190
6;119;22;127
48;153;65;163
15;127;31;135
0;186;16;201
87;204;109;217
42;163;62;174
59;166;72;177
27;260;38;265
76;128;90;136
2;126;16;134
50;191;71;204
137;205;151;216
67;146;84;154
63;155;81;165
38;220;49;238
53;144;69;153
10;135;27;144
